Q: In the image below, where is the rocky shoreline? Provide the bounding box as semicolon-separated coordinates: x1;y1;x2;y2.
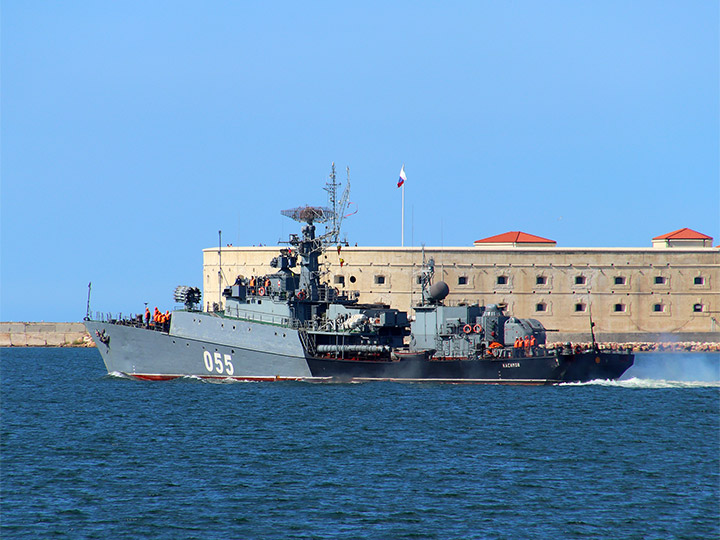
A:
548;342;720;353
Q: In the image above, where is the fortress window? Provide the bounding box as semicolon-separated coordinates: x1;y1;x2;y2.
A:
694;276;705;285
496;276;508;285
536;276;546;285
334;275;345;285
458;276;468;285
574;303;586;312
693;303;703;312
613;303;626;313
614;276;626;285
653;303;664;312
575;276;586;285
374;275;386;285
416;275;423;285
654;276;666;285
535;303;546;312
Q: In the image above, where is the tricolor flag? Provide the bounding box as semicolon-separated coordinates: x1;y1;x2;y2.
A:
397;165;406;188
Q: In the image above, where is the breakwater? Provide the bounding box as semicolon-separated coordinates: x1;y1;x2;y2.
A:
0;322;94;347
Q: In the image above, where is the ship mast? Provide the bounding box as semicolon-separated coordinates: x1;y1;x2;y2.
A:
280;164;353;302
323;162;351;245
218;230;222;309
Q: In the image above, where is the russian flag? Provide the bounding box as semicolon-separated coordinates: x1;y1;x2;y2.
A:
397;165;406;188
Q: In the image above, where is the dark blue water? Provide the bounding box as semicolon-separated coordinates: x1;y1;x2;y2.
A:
2;348;718;540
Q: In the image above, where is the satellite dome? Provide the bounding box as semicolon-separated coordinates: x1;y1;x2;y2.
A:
428;281;450;301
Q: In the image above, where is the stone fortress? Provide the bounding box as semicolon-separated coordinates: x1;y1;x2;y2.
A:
203;228;719;343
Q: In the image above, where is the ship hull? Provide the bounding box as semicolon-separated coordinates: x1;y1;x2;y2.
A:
306;350;633;384
86;319;633;384
85;316;313;380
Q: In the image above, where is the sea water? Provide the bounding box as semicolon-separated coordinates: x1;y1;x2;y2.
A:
1;348;718;540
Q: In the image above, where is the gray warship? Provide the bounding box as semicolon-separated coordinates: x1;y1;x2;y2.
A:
85;167;633;383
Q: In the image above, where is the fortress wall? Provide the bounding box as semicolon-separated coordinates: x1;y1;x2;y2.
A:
203;245;720;340
0;322;94;347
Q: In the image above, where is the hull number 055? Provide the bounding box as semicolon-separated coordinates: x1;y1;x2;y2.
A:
203;351;234;376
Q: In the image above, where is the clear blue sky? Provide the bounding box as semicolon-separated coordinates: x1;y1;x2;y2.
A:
2;1;718;322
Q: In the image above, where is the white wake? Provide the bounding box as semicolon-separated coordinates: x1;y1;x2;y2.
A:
560;377;719;389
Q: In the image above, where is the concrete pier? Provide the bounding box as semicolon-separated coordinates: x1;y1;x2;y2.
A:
0;322;94;347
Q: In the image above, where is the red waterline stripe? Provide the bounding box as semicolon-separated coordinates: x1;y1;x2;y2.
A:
126;374;552;385
130;374;182;381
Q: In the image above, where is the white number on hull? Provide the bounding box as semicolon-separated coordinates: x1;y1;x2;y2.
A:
203;350;234;375
203;351;213;371
224;354;234;375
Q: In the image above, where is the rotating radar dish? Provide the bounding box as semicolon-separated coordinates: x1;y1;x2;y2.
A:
281;205;334;224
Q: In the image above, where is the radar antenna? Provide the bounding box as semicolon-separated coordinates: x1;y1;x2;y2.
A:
280;205;333;224
419;245;435;303
280;163;353;249
323;163;352;245
277;164;355;302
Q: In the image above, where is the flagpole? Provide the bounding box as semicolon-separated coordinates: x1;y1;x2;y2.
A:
401;182;405;247
398;164;407;247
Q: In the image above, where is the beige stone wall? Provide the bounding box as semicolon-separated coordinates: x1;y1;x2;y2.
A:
203;246;720;336
0;322;93;347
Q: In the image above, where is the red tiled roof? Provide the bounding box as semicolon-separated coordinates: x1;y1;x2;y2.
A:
475;231;555;244
652;228;712;240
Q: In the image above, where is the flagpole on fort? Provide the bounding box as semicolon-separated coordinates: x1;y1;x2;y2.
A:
398;164;407;247
401;181;405;247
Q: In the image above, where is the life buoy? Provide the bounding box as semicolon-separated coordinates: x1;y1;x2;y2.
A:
258;287;265;296
474;324;482;333
297;290;306;300
463;324;472;334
